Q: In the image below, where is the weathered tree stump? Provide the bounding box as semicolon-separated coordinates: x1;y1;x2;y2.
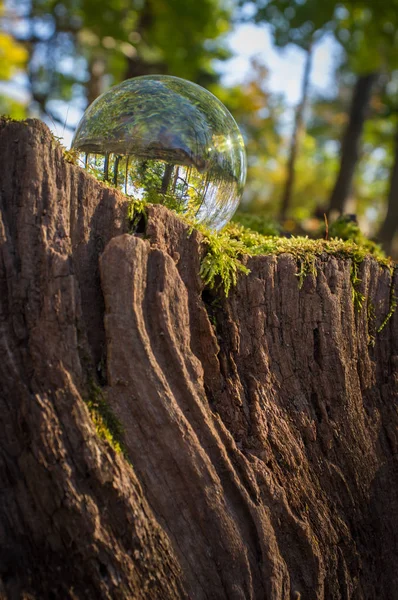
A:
0;119;397;599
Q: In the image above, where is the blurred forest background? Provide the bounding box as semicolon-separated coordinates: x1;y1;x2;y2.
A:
1;0;398;256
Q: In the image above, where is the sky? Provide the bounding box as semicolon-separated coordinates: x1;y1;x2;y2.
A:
220;23;339;106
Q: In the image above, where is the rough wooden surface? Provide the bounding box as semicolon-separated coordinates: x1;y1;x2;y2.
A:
1;119;398;599
0;119;185;600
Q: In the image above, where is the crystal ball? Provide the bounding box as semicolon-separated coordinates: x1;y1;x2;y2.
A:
71;75;246;230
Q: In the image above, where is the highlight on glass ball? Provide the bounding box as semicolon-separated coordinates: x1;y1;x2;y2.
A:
71;75;246;230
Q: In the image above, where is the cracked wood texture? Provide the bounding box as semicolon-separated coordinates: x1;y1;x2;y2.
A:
1;119;398;600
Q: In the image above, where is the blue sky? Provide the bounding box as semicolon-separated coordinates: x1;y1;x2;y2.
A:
220;23;340;105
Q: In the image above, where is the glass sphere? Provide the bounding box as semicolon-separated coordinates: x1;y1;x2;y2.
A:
72;75;246;230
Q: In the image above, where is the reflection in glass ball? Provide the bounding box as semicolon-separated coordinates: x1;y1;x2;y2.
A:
71;75;246;230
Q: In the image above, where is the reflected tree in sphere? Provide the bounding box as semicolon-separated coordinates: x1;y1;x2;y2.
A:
72;75;246;230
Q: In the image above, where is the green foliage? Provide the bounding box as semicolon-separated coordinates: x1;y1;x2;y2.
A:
329;215;386;259
62;148;79;164
0;1;28;118
233;211;281;236
84;379;127;456
210;61;284;210
198;227;251;297
140;0;231;81
248;0;332;49
333;2;398;73
4;0;232;121
127;196;148;232
0;95;27;120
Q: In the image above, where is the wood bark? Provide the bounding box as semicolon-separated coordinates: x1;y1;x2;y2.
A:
0;119;185;600
378;123;398;255
327;72;379;216
279;43;313;222
1;119;398;599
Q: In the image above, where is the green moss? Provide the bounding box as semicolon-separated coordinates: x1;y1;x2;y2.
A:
350;260;366;313
62;147;79;164
127;196;148;233
328;215;386;260
377;278;397;334
0;115;18;124
50;132;79;164
197;226;251;297
127;197;395;307
367;300;376;347
84;379;127;456
204;220;394;300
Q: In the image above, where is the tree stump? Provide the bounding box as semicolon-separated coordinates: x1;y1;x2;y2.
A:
0;119;397;599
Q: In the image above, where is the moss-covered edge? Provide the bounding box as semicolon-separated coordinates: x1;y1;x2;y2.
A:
128;198;397;338
130;195;392;270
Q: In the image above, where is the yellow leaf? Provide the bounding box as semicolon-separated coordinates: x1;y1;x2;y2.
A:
0;33;28;80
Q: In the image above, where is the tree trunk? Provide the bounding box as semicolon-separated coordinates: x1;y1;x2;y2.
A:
124;56;166;80
378;123;398;255
1;119;398;599
124;3;166;80
327;72;379;216
280;43;314;222
161;163;174;194
87;54;106;105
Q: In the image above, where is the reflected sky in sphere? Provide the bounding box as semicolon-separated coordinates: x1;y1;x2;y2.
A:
72;75;246;230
